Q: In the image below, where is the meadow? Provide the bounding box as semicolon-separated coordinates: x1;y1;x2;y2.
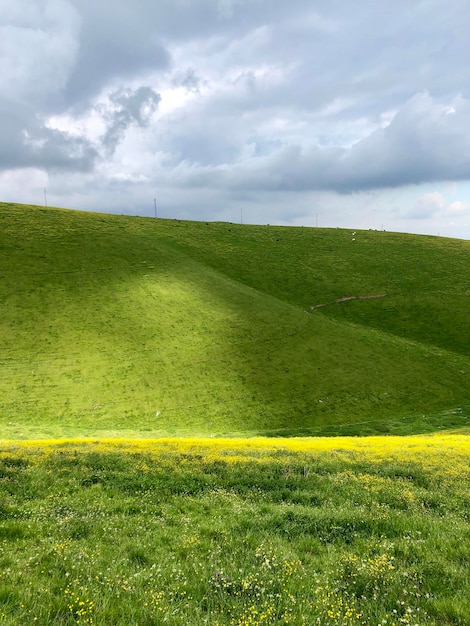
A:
1;203;469;624
1;436;470;625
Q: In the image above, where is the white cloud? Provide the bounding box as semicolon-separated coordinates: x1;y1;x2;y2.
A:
409;192;446;219
0;168;49;204
445;200;470;216
408;191;470;222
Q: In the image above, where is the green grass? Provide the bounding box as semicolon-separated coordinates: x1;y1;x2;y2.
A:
1;202;469;439
1;202;469;624
1;437;469;625
151;219;470;357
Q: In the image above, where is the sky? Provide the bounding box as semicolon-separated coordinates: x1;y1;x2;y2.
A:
1;0;470;239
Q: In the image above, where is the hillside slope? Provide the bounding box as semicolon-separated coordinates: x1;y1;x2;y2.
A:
149;219;470;357
0;202;468;439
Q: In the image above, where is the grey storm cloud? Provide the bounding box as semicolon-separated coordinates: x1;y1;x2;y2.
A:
61;0;296;107
62;5;170;107
338;93;470;191
161;92;470;193
0;99;97;172
0;0;94;171
101;87;161;156
22;127;98;172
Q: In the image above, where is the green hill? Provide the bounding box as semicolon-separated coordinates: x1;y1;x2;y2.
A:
1;202;468;439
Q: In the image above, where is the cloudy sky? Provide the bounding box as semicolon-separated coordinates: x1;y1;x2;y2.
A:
1;0;470;238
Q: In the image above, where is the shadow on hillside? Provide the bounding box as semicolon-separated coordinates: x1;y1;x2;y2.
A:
253;405;470;438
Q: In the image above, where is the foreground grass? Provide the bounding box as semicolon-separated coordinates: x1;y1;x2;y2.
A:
1;435;469;625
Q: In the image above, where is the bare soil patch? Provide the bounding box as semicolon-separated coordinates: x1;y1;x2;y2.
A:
310;293;387;311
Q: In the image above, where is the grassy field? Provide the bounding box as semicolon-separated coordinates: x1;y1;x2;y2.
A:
1;436;469;625
0;202;469;439
1;202;470;624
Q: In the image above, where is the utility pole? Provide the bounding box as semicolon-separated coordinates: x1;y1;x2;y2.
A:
154;198;157;219
240;208;243;225
44;188;48;207
316;213;318;227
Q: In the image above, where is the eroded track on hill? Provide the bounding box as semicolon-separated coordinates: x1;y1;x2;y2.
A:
309;293;387;311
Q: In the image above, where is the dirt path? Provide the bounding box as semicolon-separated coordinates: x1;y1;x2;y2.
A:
309;293;387;311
